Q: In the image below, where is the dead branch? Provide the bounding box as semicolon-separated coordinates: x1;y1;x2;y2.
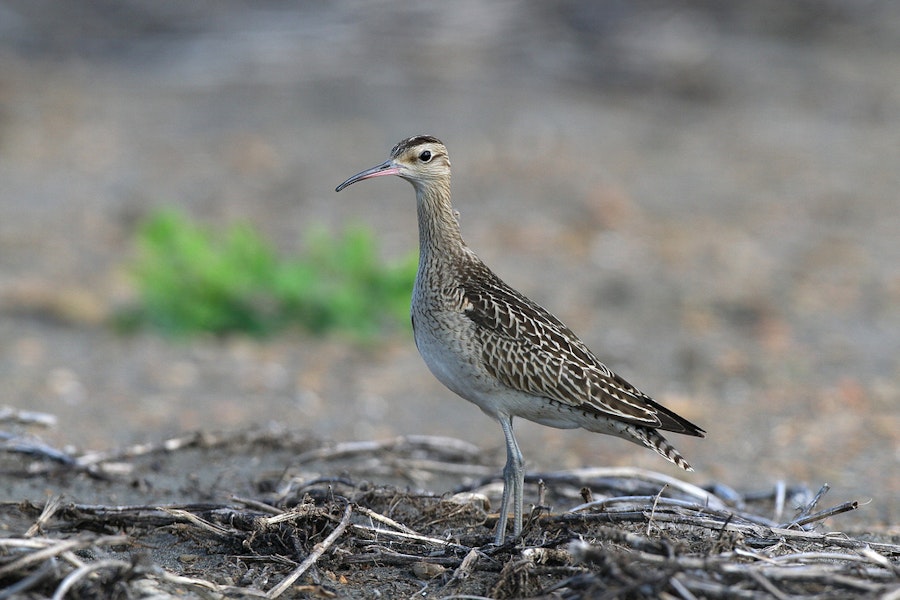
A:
51;559;131;600
293;435;483;465
266;502;353;599
0;407;57;428
2;432;896;599
0;535;128;579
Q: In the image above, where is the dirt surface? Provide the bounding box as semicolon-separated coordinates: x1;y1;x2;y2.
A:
1;1;899;597
2;428;898;598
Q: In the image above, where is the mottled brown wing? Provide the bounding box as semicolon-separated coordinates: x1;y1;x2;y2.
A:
462;270;705;436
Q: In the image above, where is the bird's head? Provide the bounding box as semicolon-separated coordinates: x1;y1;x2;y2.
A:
335;135;450;193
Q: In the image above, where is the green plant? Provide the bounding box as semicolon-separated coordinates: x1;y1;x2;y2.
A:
117;208;416;339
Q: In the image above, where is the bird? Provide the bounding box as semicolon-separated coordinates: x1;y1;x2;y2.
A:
335;135;705;544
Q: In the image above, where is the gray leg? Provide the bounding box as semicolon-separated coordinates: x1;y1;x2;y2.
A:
495;415;525;544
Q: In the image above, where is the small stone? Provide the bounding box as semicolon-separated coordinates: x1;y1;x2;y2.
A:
412;561;446;579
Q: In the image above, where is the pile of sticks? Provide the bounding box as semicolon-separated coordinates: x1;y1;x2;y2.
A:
1;414;898;599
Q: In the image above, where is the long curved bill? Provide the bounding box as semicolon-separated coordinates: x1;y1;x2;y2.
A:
335;160;400;192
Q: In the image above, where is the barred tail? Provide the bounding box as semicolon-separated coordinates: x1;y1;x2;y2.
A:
633;426;694;472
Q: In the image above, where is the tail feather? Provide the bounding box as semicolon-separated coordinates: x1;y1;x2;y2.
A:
630;426;694;472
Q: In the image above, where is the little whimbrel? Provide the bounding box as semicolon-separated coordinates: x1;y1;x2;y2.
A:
336;135;705;544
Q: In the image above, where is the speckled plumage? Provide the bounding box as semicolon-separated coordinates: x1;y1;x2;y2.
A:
336;136;705;543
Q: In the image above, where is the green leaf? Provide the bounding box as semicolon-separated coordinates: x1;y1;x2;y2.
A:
118;208;416;340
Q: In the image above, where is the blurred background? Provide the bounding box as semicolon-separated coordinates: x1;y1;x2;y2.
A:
0;1;898;526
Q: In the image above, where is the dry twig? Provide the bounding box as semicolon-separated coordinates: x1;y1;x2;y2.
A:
266;503;353;598
2;433;896;599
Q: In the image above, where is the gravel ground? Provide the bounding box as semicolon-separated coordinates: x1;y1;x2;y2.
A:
1;0;899;532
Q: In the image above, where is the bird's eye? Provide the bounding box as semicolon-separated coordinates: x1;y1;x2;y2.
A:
419;150;432;162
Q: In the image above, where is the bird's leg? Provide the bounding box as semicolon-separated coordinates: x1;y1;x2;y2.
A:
495;415;525;545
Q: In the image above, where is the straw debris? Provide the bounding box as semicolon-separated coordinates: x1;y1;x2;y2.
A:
1;426;897;599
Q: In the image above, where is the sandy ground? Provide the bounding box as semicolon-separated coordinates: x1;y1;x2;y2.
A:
1;0;899;540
